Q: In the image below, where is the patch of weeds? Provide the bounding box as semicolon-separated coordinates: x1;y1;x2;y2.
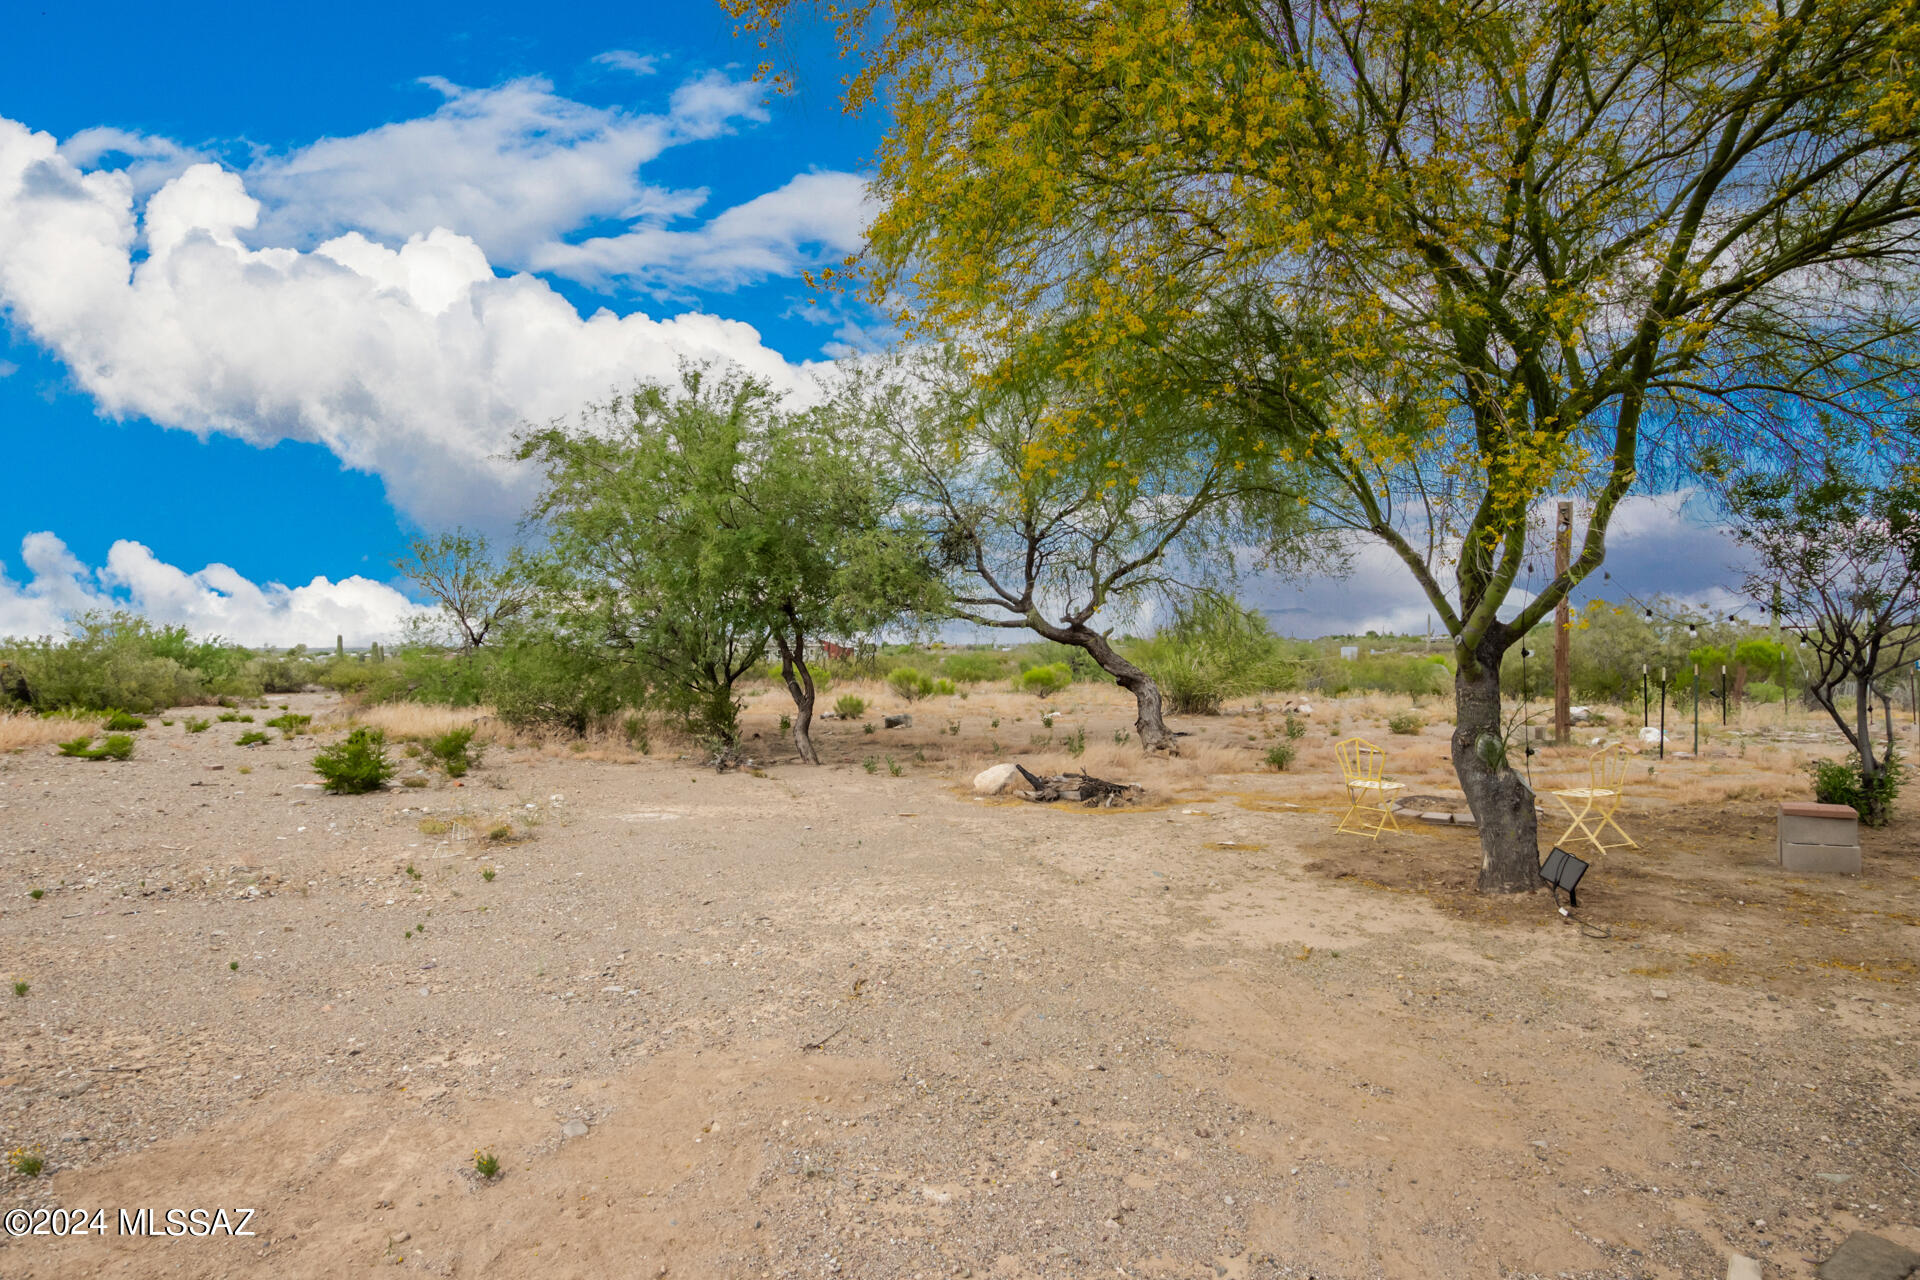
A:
402;776;429;789
886;756;904;777
481;867;496;882
834;694;867;720
404;743;423;758
12;980;27;997
473;1149;501;1180
426;728;481;777
990;717;1001;729
215;711;245;723
312;728;396;795
8;1143;47;1177
862;757;878;774
184;717;212;733
1029;731;1053;747
57;734;133;761
623;713;650;753
1113;729;1132;746
778;713;792;733
486;823;514;842
228;961;239;971
1284;714;1308;741
419;819;452;835
946;720;961;736
104;710;146;731
237;765;252;774
1039;710;1056;729
28;889;44;900
1387;710;1425;735
1063;726;1087;757
266;712;312;740
160;718;174;726
405;864;422;880
236;730;269;747
1265;743;1297;771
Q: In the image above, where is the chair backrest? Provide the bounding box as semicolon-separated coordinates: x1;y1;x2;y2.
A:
1336;737;1387;786
1590;745;1632;793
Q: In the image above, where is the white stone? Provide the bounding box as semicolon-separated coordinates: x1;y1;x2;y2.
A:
1727;1254;1761;1280
973;763;1022;796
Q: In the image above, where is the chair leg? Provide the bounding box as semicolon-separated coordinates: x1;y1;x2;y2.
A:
1597;805;1638;849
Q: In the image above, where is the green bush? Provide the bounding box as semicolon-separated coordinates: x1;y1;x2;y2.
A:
1017;664;1073;698
1747;680;1785;703
940;652;1010;683
266;712;312;740
313;728;396;795
835;694;867;719
56;734;133;761
426;727;482;778
183;717;212;734
236;730;269;747
1133;595;1293;714
1807;752;1902;827
1386;710;1425;735
1284;714;1308;740
1265;742;1297;771
103;710;146;731
487;633;641;733
889;667;936;702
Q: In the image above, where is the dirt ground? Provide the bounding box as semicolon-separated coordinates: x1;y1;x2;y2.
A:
1;685;1915;1280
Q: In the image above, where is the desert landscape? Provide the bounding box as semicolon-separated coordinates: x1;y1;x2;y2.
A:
3;682;1914;1280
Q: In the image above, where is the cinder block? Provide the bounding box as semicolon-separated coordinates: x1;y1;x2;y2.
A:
1779;813;1860;847
1780;841;1861;875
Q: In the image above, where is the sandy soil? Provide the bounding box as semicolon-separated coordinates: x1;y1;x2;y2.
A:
1;687;1915;1280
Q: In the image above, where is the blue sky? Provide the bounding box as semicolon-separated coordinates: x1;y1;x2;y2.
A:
0;2;1749;644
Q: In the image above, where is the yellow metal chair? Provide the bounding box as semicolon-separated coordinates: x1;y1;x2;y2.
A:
1551;745;1638;855
1335;737;1404;839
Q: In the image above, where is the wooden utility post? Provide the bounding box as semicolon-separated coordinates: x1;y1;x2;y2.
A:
1554;501;1573;745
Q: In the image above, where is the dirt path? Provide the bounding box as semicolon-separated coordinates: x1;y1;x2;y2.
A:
1;694;1915;1278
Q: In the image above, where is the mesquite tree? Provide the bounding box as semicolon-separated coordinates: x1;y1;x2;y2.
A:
724;0;1920;891
1725;452;1920;824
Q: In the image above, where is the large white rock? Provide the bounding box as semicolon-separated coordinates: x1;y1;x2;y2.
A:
973;763;1022;796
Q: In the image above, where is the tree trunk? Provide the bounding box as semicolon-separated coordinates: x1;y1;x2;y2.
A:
1452;642;1541;894
1034;620;1176;752
775;630;820;765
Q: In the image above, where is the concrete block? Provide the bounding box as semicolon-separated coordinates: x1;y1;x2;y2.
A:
1815;1230;1920;1280
1780;841;1862;875
1779;813;1860;847
1728;1254;1762;1280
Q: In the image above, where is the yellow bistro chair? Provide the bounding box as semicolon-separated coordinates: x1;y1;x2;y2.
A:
1335;737;1404;839
1551;745;1638;855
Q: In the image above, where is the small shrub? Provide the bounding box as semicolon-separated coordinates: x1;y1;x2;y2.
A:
835;694;867;720
1387;711;1425;735
57;734;97;757
12;980;28;997
426;727;481;778
1063;726;1087;757
56;733;132;761
184;717;212;734
1807;752;1902;826
312;728;396;795
623;713;651;753
778;713;792;733
104;710;146;731
886;755;904;776
236;730;269;747
419;819;452;835
1284;714;1308;741
229;960;239;971
473;1149;501;1180
405;864;422;880
9;1143;46;1177
863;723;875;735
930;677;957;697
160;718;174;726
402;776;429;789
889;667;936;702
862;756;879;774
1113;728;1131;746
1017;664;1072;698
28;888;44;900
486;823;513;842
481;867;496;882
940;652;1009;683
1265;743;1298;771
266;712;312;740
216;711;243;723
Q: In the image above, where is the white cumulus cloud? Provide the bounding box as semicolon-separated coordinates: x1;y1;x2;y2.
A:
0;533;422;646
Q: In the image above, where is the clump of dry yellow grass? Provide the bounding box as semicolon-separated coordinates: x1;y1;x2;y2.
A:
339;702;498;741
0;711;101;752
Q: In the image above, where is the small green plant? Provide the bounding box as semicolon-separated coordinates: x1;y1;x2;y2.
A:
835;694;867;720
946;720;961;736
930;677;957;697
216;711;242;723
1387;710;1425;735
889;667;936;702
312;727;396;795
1807;751;1903;826
57;733;133;760
104;710;146;731
184;717;212;733
1113;728;1132;746
267;712;312;740
473;1149;501;1180
12;980;28;997
28;889;44;900
863;723;876;735
778;712;792;733
8;1143;46;1177
486;823;513;842
887;755;904;777
229;960;239;971
990;716;1001;729
419;818;452;835
481;867;496;882
57;734;96;757
1063;726;1087;757
405;864;423;880
622;713;651;753
1284;714;1308;741
426;727;481;778
1017;664;1072;698
236;730;269;746
1265;743;1297;771
862;756;879;773
160;718;174;726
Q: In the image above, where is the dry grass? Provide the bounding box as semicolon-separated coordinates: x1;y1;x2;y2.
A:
342;703;499;742
0;711;101;753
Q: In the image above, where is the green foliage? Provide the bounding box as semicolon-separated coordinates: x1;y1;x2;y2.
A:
1284;714;1308;740
1265;743;1297;771
103;710;146;731
862;756;879;773
473;1149;501;1180
834;694;867;719
426;727;481;777
889;667;936;701
56;733;133;761
1016;663;1072;698
622;713;651;753
1386;710;1425;735
312;728;396;795
939;651;1009;683
266;712;312;740
1807;752;1903;827
1063;726;1087;757
887;755;904;776
183;717;211;733
1132;595;1292;714
236;730;269;747
486;631;641;734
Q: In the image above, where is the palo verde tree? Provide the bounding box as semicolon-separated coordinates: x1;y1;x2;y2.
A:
1724;446;1920;824
518;363;936;761
724;0;1920;891
393;529;537;652
873;349;1297;751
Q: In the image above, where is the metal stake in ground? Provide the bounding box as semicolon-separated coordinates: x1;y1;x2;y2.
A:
1659;667;1667;760
1693;663;1700;755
